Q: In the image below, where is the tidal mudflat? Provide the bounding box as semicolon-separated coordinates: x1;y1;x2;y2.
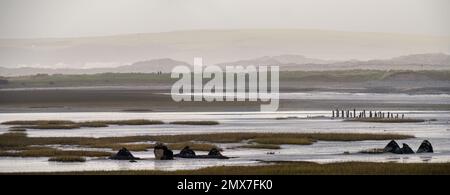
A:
0;109;449;173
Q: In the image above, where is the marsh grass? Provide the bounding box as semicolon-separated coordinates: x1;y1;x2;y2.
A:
18;124;81;129
166;142;219;151
0;146;111;157
275;117;299;120
16;162;450;175
1;119;165;130
77;121;109;128
251;137;313;145
170;121;219;125
95;119;164;125
8;127;26;132
48;156;86;162
146;133;413;143
1;120;75;125
89;143;152;151
0;132;413;157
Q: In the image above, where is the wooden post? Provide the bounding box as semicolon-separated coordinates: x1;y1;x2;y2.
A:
353;109;356;118
332;110;335;118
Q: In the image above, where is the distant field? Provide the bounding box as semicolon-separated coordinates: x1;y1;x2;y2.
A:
0;72;172;88
0;70;449;89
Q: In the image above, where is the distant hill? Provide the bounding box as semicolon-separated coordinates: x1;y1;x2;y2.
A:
0;29;449;70
1;53;449;76
217;54;334;66
0;58;189;76
101;58;190;73
217;53;450;71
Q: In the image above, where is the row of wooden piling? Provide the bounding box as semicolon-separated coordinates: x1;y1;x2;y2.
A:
332;109;404;119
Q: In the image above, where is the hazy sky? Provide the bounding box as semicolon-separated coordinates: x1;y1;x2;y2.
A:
0;0;449;38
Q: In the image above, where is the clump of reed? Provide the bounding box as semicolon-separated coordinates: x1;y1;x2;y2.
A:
251;137;313;145
166;142;220;151
1;119;165;130
0;146;112;157
48;156;86;162
169;121;219;125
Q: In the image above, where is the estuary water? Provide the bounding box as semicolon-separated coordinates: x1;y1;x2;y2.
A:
0;110;449;173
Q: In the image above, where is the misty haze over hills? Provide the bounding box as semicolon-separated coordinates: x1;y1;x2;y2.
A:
0;53;449;76
0;29;449;76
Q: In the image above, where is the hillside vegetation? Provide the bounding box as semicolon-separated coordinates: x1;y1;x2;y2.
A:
1;70;449;88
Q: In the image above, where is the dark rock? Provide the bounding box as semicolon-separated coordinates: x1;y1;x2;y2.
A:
174;147;230;159
401;143;415;154
154;143;174;160
383;140;402;154
208;147;223;156
417;140;433;153
174;146;196;158
109;147;140;160
163;148;174;160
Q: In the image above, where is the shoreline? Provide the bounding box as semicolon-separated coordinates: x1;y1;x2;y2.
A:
4;161;450;175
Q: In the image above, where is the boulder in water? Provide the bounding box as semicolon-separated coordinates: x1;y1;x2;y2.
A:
154;143;174;160
208;147;223;156
109;147;140;160
383;140;402;154
400;143;415;154
417;140;433;153
175;146;196;158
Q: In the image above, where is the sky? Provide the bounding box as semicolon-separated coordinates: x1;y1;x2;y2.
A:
0;0;449;39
